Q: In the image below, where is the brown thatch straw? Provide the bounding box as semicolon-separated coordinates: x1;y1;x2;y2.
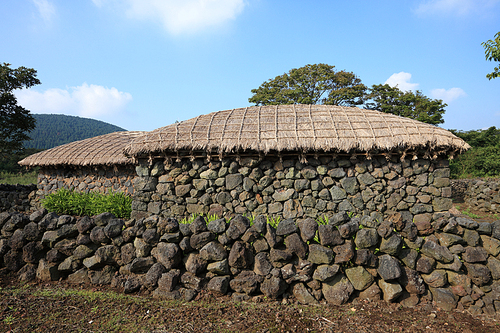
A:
124;105;469;157
19;131;145;167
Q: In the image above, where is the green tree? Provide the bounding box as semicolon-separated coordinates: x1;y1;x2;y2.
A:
249;64;367;106
366;84;446;125
0;63;40;157
482;31;500;80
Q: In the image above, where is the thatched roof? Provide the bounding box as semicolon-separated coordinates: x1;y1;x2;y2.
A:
19;131;146;167
124;105;470;158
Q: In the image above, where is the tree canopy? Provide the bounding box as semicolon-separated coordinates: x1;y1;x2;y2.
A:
248;64;367;106
366;84;446;125
0;63;40;157
482;31;500;80
249;63;447;125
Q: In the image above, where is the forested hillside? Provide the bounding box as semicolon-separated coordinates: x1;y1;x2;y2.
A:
24;114;126;150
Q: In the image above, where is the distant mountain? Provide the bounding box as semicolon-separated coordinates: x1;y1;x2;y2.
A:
24;114;127;150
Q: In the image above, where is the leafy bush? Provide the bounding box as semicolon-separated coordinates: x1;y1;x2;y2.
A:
42;189;132;219
450;126;500;178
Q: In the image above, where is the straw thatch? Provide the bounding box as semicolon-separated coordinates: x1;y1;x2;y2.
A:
19;131;146;167
124;105;469;158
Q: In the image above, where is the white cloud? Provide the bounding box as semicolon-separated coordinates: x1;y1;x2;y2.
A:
32;0;56;23
94;0;246;35
385;72;419;92
415;0;500;16
15;83;132;118
430;87;467;103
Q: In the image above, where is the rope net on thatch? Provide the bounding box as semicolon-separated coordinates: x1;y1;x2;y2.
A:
124;105;470;159
19;131;146;167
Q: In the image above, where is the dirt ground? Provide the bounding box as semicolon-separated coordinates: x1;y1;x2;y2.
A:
1;203;499;333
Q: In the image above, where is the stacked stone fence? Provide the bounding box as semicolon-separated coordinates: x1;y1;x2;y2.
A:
1;208;500;315
0;184;36;213
463;179;500;214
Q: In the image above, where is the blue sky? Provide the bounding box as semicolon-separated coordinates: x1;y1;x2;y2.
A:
2;0;499;132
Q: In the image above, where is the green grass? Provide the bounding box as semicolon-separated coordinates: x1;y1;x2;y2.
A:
0;170;37;185
41;189;132;219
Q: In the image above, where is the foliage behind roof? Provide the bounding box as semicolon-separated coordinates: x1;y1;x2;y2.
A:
19;131;145;167
124;105;470;158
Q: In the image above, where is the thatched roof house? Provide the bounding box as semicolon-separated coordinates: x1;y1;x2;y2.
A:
124;105;469;159
20;131;146;204
20;131;145;167
127;105;469;221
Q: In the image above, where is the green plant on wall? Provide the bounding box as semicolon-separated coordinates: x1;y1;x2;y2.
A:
41;189;132;219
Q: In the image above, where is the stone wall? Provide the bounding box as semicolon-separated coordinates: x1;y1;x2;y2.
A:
33;166;137;208
1;209;500;315
0;184;36;213
131;155;452;225
465;179;500;214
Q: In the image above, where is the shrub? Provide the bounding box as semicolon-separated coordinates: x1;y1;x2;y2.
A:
42;189;132;219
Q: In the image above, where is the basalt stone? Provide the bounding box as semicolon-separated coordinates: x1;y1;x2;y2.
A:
420;239;454;263
261;276;287;299
134;237;151;257
179;223;192;236
22;241;43;263
157;217;179;234
226;215;250;240
329;211;350;226
293;282;319;304
230;270;260;295
241;228;259;243
142;228;159;244
487;257;500;280
29;208;46;223
273;188;295;202
422;270;448;288
318;224;343;247
308;244;334;265
228;241;253;269
104;219;124;239
190;216;207;234
339;219;359;239
345;266;374;291
455;217;478;229
90;227;109;245
160;232;182;243
120;243;136;265
184;253;207;275
298;218;318;242
94;212;116;227
89;265;116;285
377;220;393;239
40;231;60;248
46;248;64;263
190;231;214;250
9;229;25;250
285;233;307;259
254;252;273;276
129;256;155;274
378;279;403;302
463;229;480;247
477;222;492;235
58;256;80;273
322;274;354;305
416;255;436;274
226;173;243;190
377;254;402;281
276;218;297;236
23;222;40;242
36;259;60;281
57;224;79;239
54;238;77;256
67;267;90;285
312;264;340;282
207;276;230;295
358;283;382;302
270;248;292;266
18;264;37;282
124;276;142;294
429;287;458;311
38;212;58;231
398;248;418;270
480;235;500;256
463;246;488;263
151;242;181;269
333;241;354;264
253;237;269;253
157;269;181;292
354;249;378;267
88;245;120;268
436;233;465;248
354;228;379;249
401;267;426;295
465;263;491;286
207;259;230;275
379;233;402;256
4;250;23;272
207;218;227;234
200;241;227;262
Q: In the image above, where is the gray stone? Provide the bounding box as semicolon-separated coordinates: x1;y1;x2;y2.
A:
151;242;181;269
134;237;151;257
207;218;227;234
200;241;227;261
318;224;343;246
226;173;243;190
254;252;273;276
313;264;340;282
322;274;354;305
90;227;109;245
228;241;253;269
73;244;94;260
378;279;403;302
36;259;60;281
420;239;454;263
379;233;403;256
230;270;260;295
23;222;40;242
354;228;379;249
67;268;90;284
465;263;491;286
345;266;374;291
285;233;307;259
190;231;214;250
76;216;94;234
308;244;334;265
329;186;347;202
207;259;230;275
429;287;458;311
129;256;155;274
226;215;250;240
481;235;500;256
273;188;295;202
298;218;317;242
487;257;500;280
422;270;448;288
377;254;402;281
293;282;319;304
463;246;488;263
207;276;230;295
276;218;297;236
184;253;207;275
333;241;355;264
157;269;181;292
401;267;426;295
261;276;287;299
